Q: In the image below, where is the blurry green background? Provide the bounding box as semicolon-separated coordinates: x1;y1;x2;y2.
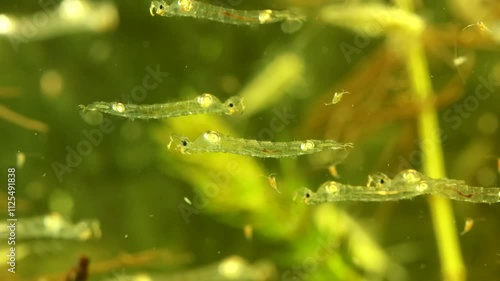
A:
0;0;499;280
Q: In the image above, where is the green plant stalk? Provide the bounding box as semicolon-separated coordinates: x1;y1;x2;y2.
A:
393;1;465;280
406;33;466;281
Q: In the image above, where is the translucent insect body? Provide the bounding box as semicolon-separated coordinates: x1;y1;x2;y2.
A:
79;94;244;119
169;130;353;159
298;169;500;204
149;0;305;26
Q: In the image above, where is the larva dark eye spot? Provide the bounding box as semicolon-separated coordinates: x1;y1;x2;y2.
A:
305;193;310;198
182;140;188;146
159;4;164;10
228;103;234;107
380;179;385;184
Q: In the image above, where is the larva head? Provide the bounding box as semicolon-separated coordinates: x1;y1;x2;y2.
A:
150;1;169;16
79;105;104;125
168;134;191;154
367;172;392;187
293;188;315;205
223;96;245;115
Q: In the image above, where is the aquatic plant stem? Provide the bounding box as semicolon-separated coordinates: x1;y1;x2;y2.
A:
393;1;466;280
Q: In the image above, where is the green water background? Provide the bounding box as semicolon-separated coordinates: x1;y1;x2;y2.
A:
0;0;499;280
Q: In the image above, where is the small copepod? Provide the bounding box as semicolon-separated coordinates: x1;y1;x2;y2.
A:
243;224;253;240
259;173;281;193
328;164;340;178
267;173;280;194
325;90;350;105
462;21;491;33
453;56;467;67
460;217;474;236
460;218;486;235
16;151;26;169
